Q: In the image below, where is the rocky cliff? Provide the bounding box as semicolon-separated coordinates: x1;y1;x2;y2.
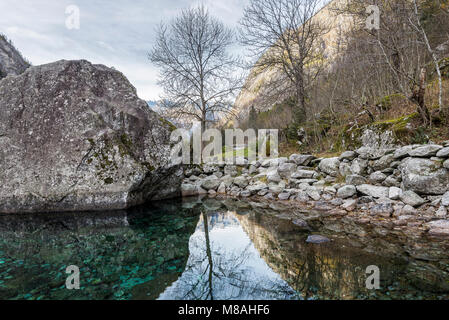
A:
0;35;29;79
0;59;182;213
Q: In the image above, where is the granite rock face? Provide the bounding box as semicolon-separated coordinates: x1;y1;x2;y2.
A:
0;35;29;79
0;60;181;213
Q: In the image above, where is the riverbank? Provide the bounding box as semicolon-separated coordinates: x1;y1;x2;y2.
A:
181;142;449;239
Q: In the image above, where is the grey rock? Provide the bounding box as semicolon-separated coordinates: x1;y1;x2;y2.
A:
341;199;357;211
220;175;234;187
339;162;352;177
292;219;311;230
356;185;389;199
426;220;449;229
339;151;357;161
331;198;343;206
370;203;393;217
401;205;417;215
337;185;357;199
346;174;368;186
400;190;426;207
181;184;198;197
233;176;249;188
292;170;315;179
306;189;321;201
297;179;319;185
289;154;315;166
444;159;449;169
201;176;221;191
296;191;310;202
248;165;258;175
267;170;282;183
369;171;387;183
436;206;447;218
217;182;227;194
389;187;403;200
400;158;449;195
247;183;268;194
409;145;443;157
383;176;400;187
269;184;284;195
278;162;297;179
442;192;449;207
350;158;368;175
213;171;224;179
278;192;291;200
202;164;219;174
324;186;337;195
437;147;449;158
318;157;340;177
224;165;238;177
394;145;413;159
0;60;180;213
261;157;288;167
372;154;395;171
426;220;449;237
306;235;330;244
240;190;251;198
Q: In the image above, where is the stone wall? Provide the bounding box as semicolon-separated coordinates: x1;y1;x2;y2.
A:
182;142;449;236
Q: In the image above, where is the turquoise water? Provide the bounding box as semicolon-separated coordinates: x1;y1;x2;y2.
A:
0;197;448;300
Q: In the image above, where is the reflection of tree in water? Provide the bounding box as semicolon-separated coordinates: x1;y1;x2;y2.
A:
286;245;375;299
159;211;298;300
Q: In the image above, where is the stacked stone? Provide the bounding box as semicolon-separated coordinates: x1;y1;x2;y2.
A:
181;142;449;237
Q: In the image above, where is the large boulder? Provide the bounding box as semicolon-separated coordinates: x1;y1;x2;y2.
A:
0;60;181;213
400;158;449;195
0;35;29;79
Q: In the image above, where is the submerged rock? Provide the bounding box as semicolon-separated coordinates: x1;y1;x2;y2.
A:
0;60;180;213
306;235;331;244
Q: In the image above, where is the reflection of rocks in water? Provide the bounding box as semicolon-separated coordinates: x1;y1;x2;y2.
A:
234;204;449;299
2;197;449;300
0;200;200;300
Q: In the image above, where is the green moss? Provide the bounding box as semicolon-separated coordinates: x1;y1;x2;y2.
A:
259;176;268;183
372;113;418;138
375;93;406;111
159;117;177;132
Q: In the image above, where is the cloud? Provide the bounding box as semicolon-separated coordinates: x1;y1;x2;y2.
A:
0;0;248;100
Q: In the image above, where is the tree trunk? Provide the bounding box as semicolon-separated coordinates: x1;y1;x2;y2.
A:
412;67;431;126
294;77;307;125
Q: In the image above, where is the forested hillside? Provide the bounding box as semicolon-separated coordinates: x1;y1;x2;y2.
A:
234;0;449;156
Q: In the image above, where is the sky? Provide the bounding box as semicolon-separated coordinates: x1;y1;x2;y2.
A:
0;0;249;100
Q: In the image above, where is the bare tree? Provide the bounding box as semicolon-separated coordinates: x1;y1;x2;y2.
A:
150;5;243;132
410;0;443;113
239;0;329;126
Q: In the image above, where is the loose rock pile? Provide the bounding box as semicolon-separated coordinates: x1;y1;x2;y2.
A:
182;142;449;237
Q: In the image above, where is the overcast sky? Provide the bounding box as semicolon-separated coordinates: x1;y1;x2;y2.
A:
0;0;249;100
